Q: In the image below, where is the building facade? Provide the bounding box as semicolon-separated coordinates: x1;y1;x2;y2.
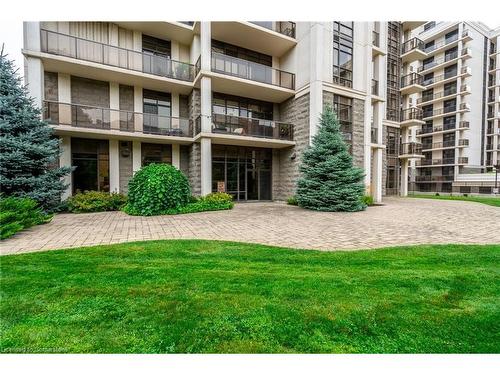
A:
22;21;499;202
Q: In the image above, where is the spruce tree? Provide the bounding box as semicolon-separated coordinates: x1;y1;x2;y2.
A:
0;48;72;211
296;106;366;212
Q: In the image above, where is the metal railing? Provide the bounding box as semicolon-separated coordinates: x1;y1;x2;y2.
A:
401;37;425;54
371;79;379;96
400;142;422;155
250;21;296;38
401;72;423;88
195;113;294;141
417;121;459;135
401;107;423;122
211;52;295;89
422;70;458;86
418;50;459;72
40;29;195;82
415;175;454;182
372;31;380;47
423;105;457;118
417;87;457;104
424;33;459;53
417;158;466;166
462;47;472;56
422;140;456;150
43;101;192;137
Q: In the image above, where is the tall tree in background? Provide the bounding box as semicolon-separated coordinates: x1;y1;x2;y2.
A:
0;48;72;211
296;106;366;212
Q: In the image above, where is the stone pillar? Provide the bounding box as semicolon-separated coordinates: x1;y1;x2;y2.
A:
132;141;141;173
133;86;143;132
172;143;181;169
109;82;120;130
200;77;212;133
200;22;211;71
109;139;120;193
363;97;372;194
200;138;212;195
372;148;383;203
400;158;409;197
60;136;72;200
308;22;325;141
58;73;71;124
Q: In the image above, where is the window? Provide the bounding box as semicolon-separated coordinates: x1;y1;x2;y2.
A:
333;95;353;141
444;64;457;79
212;93;273;120
333;21;353;88
445;29;459;43
445;46;458;61
142;35;171;58
141;143;172;166
143;90;172;133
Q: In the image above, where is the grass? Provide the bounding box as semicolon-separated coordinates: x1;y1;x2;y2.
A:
1;240;499;353
408;194;500;207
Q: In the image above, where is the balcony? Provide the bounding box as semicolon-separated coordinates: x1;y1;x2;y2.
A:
417;50;459;73
422;104;467;120
250;22;296;39
400;73;425;95
462;29;472;42
372;31;385;56
417;86;457;105
371;79;383;102
461;47;472;59
208;52;295;102
399;142;423;159
415;175;454;182
422;67;470;89
416;157;468;167
43;101;193;142
38;29;195;93
422;139;457;151
416;121;466;136
194;113;294;147
424;33;459;55
210;22;296;57
401;37;426;63
400;107;425;127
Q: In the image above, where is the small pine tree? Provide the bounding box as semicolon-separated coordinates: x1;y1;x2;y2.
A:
296;106;366;212
0;48;72;211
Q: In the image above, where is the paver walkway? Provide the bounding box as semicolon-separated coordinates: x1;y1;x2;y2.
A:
1;197;499;255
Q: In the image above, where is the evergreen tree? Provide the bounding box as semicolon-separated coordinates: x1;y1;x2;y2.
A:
0;48;72;211
296;106;366;212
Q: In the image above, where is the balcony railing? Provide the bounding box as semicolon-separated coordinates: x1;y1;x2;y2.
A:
401;107;423;122
211;52;295;89
415;175;454;182
43;101;192;137
424;33;459;53
196;113;294;141
40;29;195;82
372;31;380;47
417;87;457;104
401;37;425;55
417;121;458;135
400;142;422;155
417;157;467;166
422;70;458;86
250;21;296;38
462;47;472;57
401;72;423;88
422;140;456;150
418;50;459;72
371;79;379;96
423;105;457;118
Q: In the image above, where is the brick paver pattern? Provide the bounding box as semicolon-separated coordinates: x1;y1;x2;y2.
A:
1;197;499;255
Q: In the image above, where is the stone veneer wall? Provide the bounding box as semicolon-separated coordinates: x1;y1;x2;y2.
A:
188;89;201;195
274;93;310;200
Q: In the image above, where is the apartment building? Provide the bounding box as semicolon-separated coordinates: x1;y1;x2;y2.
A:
401;21;500;194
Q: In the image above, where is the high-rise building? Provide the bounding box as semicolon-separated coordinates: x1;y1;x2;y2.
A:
21;21;500;202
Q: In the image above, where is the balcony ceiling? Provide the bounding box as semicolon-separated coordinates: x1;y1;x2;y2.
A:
211;22;296;57
115;22;195;45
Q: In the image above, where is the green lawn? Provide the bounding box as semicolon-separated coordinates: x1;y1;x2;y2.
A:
408;193;500;207
1;240;499;353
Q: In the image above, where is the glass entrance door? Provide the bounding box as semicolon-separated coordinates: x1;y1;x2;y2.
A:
212;145;272;201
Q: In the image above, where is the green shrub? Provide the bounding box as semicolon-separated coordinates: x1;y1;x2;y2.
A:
174;193;234;214
435;193;440;196
361;195;374;206
67;191;127;213
0;196;52;239
287;196;298;206
124;164;191;216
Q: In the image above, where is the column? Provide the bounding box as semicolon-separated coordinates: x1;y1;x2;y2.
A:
133;86;143;132
132;141;142;173
363;96;372;194
372;148;383;203
200;138;212;195
60;136;72;200
110;82;120;130
309;22;325;141
58;73;71;124
171;92;179;131
109;139;120;193
25;57;44;109
172;144;180;169
400;158;409;197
